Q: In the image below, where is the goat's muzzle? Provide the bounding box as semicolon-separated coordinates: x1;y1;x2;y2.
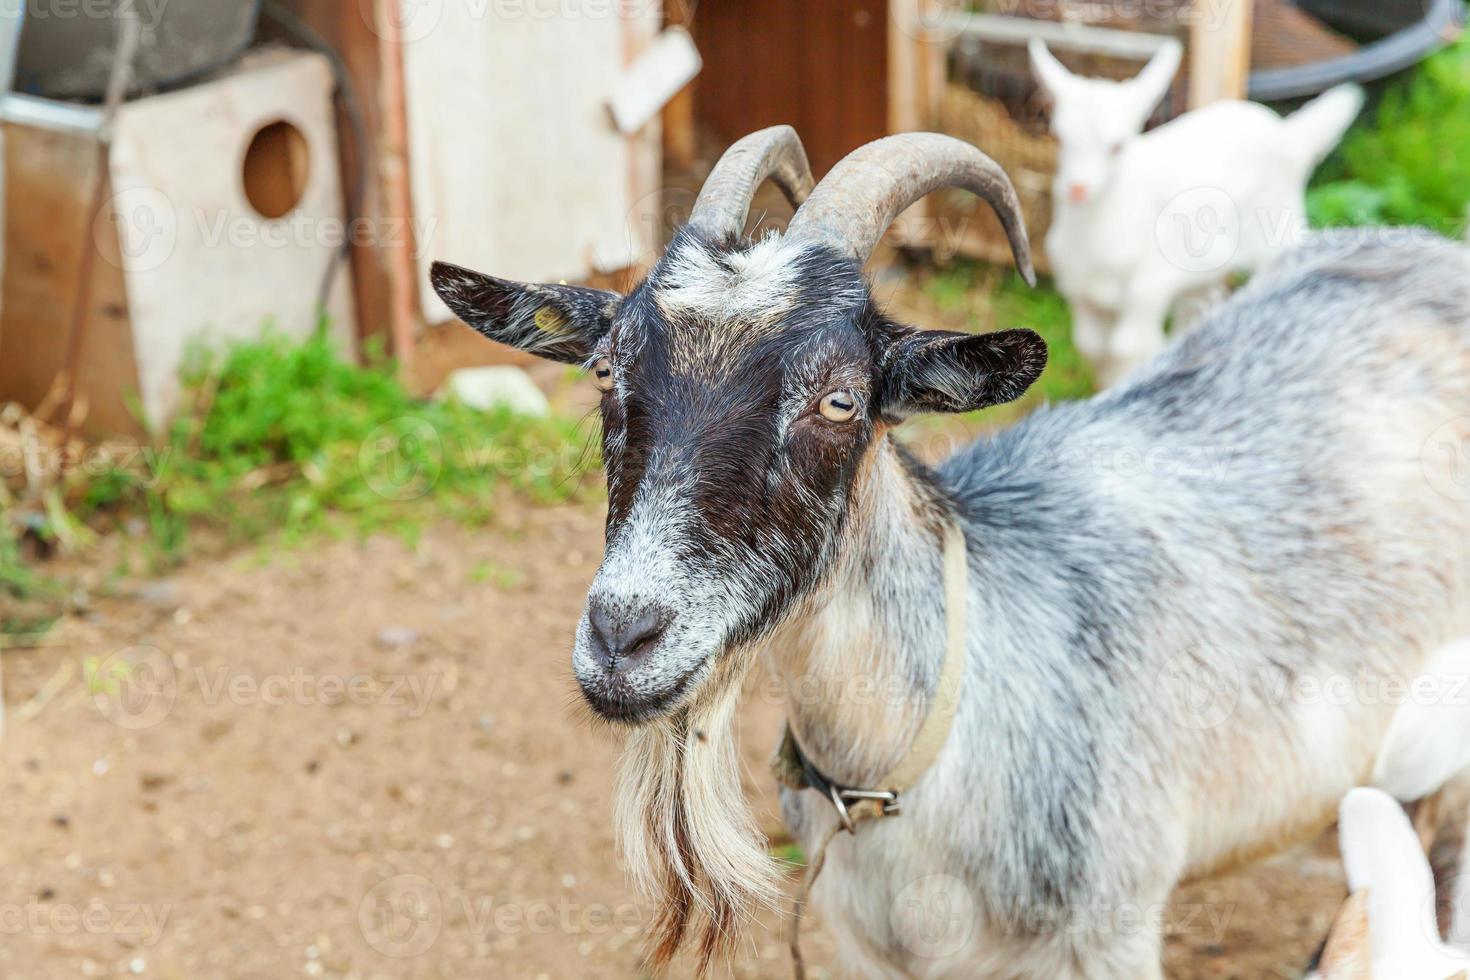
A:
576;598;694;722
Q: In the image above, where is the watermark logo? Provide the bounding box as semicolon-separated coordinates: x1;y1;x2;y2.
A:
1422;417;1470;502
89;645;177;731
0;900;171;944
891;874;975;959
97;187;178;274
1155;654;1240;731
362;0;445;43
359;874;443;958
623;186;696;269
359;417;443;501
0;0;172;29
361;0;671;43
1155;187;1241;275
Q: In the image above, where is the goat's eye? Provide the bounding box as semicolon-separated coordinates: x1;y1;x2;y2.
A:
592;357;615;392
818;390;859;423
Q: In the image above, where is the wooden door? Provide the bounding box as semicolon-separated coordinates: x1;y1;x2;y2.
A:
691;0;890;176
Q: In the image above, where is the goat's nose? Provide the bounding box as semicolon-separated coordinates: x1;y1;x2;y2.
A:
587;599;670;669
1068;182;1089;204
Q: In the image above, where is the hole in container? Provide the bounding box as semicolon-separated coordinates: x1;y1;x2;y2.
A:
242;120;310;219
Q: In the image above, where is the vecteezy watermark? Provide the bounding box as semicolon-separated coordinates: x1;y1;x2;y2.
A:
195;211;438;256
744;668;963;713
992;899;1236;943
0;0;172;28
359;417;444;501
357;416;595;501
0;437;171;489
358;0;671;44
890;872;1234;960
192;667;440;718
891;874;977;959
89;645;179;732
1153;187;1245;275
0;900;171;945
1422;417;1470;502
1154;652;1470;731
96;187;440;273
1154;653;1241;731
358;875;645;957
360;875;443;958
623;186;695;269
97;187;178;274
89;646;443;729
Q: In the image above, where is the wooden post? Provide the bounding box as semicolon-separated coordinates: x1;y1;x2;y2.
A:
1189;0;1254;108
886;0;947;250
887;0;945;135
662;0;697;171
277;0;423;366
374;0;422;372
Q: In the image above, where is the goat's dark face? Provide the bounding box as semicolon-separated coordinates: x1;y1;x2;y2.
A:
432;231;1044;723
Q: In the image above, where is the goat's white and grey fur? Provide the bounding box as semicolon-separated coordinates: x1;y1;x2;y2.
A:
774;230;1470;977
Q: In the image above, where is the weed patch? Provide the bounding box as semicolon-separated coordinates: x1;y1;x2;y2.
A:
1;329;598;639
1308;36;1470;234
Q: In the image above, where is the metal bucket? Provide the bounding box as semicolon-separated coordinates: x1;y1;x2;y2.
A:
13;0;262;101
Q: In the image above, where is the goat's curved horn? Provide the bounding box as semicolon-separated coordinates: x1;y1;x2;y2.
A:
687;125;815;239
786;133;1035;284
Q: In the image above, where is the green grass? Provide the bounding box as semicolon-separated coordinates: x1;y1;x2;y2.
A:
772;842;806;867
0;520;66;641
1307;35;1470;233
102;330;594;555
1;327;597;641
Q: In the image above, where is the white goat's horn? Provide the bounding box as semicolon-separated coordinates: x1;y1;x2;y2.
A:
687;125;815;240
787;133;1036;284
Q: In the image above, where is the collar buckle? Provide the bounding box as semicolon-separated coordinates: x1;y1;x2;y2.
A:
826;784;901;833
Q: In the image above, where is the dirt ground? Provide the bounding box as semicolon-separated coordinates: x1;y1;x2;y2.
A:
0;502;1349;979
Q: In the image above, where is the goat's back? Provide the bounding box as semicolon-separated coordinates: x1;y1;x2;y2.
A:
940;231;1470;877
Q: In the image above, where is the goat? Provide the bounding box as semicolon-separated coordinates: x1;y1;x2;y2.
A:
430;127;1470;978
1317;788;1470;979
1030;38;1364;387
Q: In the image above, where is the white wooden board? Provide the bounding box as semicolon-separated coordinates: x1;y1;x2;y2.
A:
400;2;661;324
108;51;355;430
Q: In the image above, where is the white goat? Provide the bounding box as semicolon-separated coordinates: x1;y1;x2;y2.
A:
1317;788;1470;979
1030;37;1364;386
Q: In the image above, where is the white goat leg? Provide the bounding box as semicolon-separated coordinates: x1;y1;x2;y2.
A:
1100;289;1171;387
1070;302;1114;376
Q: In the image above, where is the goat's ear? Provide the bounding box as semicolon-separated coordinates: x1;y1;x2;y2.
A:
1337;788;1442;969
880;328;1047;419
430;260;620;365
1127;39;1182;118
1028;39;1075;102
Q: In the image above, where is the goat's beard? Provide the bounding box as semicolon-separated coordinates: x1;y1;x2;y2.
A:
613;647;780;975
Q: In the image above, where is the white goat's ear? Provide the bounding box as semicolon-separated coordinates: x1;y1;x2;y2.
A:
1338;787;1440;968
1127;38;1182;120
880;327;1047;418
430;260;620;365
1028;38;1075;103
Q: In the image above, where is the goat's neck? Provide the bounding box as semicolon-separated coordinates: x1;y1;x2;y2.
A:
766;435;953;788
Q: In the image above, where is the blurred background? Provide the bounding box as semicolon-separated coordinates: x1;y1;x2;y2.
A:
0;1;1466;976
